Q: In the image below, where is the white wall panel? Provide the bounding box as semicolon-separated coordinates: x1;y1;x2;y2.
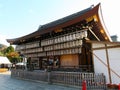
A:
93;49;109;83
93;47;120;84
108;48;120;84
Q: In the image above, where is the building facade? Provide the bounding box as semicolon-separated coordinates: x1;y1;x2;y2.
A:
7;3;112;72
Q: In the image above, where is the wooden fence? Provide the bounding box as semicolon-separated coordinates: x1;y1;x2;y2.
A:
11;70;107;89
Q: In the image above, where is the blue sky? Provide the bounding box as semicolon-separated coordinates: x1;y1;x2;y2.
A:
0;0;120;45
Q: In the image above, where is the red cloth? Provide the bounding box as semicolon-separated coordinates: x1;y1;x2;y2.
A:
82;80;87;90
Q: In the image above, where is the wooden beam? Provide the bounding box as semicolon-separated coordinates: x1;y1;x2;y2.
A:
105;44;112;83
88;27;100;41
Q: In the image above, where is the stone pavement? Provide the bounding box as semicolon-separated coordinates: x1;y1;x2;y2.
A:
0;71;80;90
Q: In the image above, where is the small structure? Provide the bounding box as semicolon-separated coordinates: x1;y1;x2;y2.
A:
111;35;118;42
0;56;11;72
0;56;11;67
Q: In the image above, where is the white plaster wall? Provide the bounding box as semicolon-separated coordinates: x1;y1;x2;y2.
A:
108;48;120;84
93;49;109;83
93;47;120;84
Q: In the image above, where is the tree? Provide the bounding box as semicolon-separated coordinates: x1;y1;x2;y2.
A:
0;44;7;56
7;52;21;63
5;45;21;64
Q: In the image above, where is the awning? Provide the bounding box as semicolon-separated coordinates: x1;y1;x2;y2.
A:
0;57;11;64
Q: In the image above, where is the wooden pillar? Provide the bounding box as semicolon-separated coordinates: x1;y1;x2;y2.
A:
78;54;82;67
82;38;93;72
105;44;112;84
81;38;87;65
39;57;42;69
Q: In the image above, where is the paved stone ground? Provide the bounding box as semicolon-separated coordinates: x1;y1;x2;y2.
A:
0;71;80;90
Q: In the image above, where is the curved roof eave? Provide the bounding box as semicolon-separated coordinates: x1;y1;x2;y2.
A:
97;4;112;42
7;3;107;44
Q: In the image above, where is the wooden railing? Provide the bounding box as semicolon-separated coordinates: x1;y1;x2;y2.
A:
51;71;106;89
11;69;107;89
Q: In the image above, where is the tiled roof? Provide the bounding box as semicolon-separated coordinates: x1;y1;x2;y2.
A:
38;7;92;31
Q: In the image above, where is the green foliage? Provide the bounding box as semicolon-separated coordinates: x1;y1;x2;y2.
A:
7;51;21;64
5;45;15;54
5;45;21;64
0;45;22;64
0;51;4;56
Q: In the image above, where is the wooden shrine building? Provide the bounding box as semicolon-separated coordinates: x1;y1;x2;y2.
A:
7;3;112;72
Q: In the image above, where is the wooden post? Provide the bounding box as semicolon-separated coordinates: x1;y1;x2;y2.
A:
105;44;112;84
